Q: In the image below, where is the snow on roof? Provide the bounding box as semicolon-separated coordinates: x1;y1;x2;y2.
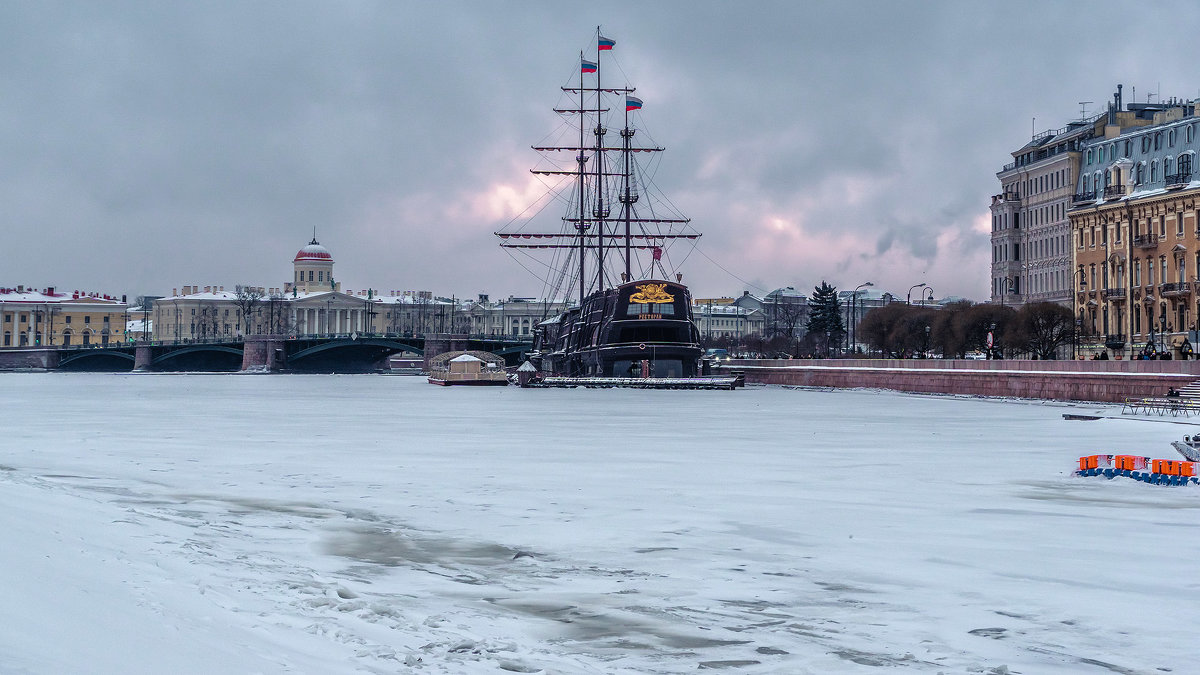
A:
449;354;483;363
0;288;125;305
517;361;538;372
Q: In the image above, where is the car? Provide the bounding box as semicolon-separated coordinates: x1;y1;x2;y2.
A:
965;351;987;360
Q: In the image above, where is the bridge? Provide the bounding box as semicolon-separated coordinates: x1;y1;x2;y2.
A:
0;333;535;373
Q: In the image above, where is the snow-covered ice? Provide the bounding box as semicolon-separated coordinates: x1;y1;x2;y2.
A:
1;373;1198;673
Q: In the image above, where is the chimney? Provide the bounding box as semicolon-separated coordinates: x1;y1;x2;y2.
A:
173;288;177;296
1116;83;1123;111
17;285;23;292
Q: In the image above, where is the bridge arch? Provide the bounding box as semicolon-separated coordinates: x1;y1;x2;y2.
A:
286;337;422;373
152;344;244;372
58;349;136;371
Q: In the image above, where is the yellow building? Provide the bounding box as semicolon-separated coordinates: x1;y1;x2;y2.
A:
1069;95;1200;357
0;286;128;347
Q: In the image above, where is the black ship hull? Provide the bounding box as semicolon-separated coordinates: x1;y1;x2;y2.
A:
533;280;701;378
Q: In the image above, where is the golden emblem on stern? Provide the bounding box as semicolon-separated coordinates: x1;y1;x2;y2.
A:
629;283;675;304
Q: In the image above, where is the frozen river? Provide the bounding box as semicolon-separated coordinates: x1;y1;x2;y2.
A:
1;373;1197;674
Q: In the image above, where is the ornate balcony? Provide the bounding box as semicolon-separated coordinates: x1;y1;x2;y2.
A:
1103;184;1127;199
1134;233;1159;249
1161;281;1193;297
1073;191;1097;204
1165;172;1193;188
1101;287;1127;301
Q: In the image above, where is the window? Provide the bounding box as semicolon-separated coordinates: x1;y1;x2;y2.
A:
1149;259;1155;286
65;316;71;324
1152;160;1158;182
19;313;27;323
1136;163;1145;184
1143;136;1151;153
1169;129;1177;147
1088;148;1094;164
1189;124;1196;144
1155;132;1162;150
1124;140;1132;157
84;315;91;324
1160;215;1166;236
318;271;324;282
2;332;8;346
1110;143;1117;159
1135;260;1141;285
308;271;314;281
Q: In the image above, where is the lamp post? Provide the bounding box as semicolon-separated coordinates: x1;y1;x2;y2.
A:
907;282;927;305
1073;267;1087;356
922;287;935;307
1073;318;1081;360
849;282;873;357
923;324;931;359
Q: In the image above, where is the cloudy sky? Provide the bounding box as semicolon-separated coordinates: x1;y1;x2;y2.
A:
5;1;1200;303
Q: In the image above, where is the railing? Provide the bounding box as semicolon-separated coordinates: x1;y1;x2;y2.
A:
1103;184;1126;199
1001;161;1016;172
1134;233;1159;249
1101;287;1127;300
1104;333;1127;349
1002;191;1020;202
1161;281;1192;296
1073;191;1097;204
1165;171;1193;187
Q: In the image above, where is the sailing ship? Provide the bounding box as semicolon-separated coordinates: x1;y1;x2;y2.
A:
498;29;702;378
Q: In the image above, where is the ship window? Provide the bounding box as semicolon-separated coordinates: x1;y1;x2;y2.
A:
626;303;674;316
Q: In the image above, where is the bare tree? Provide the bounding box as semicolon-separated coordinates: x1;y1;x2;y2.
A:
1006;302;1074;359
234;285;265;337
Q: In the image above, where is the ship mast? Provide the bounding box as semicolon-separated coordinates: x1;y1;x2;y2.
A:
593;26;609;292
621;96;637;281
576;50;587;308
497;32;700;304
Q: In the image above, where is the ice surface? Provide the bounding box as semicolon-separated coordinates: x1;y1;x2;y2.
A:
1;374;1197;673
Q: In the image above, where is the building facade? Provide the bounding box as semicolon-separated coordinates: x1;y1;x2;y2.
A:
990;111;1095;308
1069;90;1200;357
0;287;128;347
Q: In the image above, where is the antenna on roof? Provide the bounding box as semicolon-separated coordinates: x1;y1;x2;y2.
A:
311;226;318;245
1079;101;1093;120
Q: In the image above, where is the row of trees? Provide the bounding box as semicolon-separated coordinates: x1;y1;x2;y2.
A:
858;300;1074;359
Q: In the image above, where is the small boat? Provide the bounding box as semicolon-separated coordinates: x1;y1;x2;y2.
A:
1171;434;1200;461
427;352;509;386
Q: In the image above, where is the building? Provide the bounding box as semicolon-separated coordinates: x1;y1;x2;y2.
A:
0;286;128;347
1069;89;1200;357
990;106;1098;309
152;238;380;342
150;237;577;342
692;301;764;340
761;287;809;339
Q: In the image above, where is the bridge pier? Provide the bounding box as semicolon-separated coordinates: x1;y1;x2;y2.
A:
423;333;468;370
134;344;153;371
241;335;287;372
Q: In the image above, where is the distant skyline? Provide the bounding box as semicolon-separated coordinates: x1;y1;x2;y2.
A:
5;2;1200;302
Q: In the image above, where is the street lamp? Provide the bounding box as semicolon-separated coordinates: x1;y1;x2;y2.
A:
923;324;931;359
922;287;935;307
907;282;926;305
848;282;873;356
1073;318;1081;360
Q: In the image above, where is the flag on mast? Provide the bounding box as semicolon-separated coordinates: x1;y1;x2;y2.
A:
581;59;597;73
598;35;615;51
652;246;662;261
626;96;643;111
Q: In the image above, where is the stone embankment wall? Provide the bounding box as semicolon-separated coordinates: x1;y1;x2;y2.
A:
716;359;1200;403
0;348;59;370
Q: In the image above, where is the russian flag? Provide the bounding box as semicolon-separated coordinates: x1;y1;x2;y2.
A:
581;59;597;73
598;35;615;51
626;96;643;111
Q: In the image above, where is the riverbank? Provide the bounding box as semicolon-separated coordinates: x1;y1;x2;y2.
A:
717;358;1200;403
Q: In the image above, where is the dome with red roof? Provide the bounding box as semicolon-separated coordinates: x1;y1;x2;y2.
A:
294;238;333;263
